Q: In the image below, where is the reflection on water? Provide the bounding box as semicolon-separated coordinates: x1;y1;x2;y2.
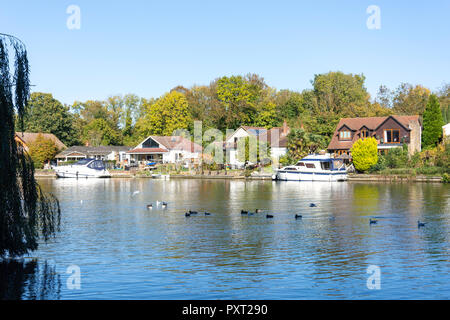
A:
0;259;61;300
4;179;450;299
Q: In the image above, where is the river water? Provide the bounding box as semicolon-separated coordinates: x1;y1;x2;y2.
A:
1;178;450;299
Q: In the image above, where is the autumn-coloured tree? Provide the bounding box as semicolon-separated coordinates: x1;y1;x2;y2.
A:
134;91;192;138
28;134;59;168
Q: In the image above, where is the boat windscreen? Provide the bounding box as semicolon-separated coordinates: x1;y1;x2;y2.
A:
75;158;94;166
88;160;106;170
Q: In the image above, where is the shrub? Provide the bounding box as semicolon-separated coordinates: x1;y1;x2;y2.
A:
351;137;378;172
408;151;421;168
442;173;450;183
385;145;408;168
279;154;292;166
436;143;450;169
368;155;387;173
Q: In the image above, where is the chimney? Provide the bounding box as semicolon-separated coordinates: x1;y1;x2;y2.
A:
282;120;289;135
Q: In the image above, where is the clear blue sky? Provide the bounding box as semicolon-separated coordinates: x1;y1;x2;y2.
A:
1;0;449;105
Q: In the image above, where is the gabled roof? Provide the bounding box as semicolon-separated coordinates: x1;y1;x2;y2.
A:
327;115;421;150
55;146;132;158
226;122;290;148
134;135;202;153
16;132;67;150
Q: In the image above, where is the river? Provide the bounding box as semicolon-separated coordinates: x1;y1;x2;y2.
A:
1;178;449;299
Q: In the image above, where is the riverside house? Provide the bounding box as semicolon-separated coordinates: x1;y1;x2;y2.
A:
221;121;290;168
15;132;67;153
327;115;422;157
127;135;202;167
55;146;132;166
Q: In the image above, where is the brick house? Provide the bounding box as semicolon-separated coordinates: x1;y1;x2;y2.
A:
327;115;422;157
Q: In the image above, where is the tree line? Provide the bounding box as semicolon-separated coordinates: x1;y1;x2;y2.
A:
20;72;449;154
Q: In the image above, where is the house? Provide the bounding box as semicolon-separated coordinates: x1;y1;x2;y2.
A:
443;123;450;140
327;115;422;157
15;132;67;152
127;135;202;166
55;146;132;165
221;121;290;168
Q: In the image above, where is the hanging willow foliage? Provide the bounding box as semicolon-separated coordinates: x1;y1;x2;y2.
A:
0;33;60;258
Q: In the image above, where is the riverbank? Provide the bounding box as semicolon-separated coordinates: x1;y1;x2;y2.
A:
34;169;444;182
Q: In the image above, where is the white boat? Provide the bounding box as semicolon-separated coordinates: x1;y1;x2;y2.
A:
54;159;111;178
273;154;348;182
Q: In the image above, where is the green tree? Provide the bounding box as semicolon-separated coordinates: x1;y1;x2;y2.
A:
300;72;389;142
214;75;257;130
422;94;444;148
22;92;78;146
392;83;430;115
275;90;304;121
254;101;278;128
286;128;327;161
351;137;378;172
28;134;58;168
135;91;191;138
83;118;123;146
0;34;60;257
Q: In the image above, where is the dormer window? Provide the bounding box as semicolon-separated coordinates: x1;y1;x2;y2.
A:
339;130;351;140
360;129;369;139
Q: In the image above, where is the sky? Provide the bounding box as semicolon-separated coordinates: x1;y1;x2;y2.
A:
1;0;449;105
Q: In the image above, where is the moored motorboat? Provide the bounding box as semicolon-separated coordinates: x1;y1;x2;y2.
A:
273;154;348;182
54;159;111;178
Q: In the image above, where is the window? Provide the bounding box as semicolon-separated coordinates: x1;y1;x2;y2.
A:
142;138;159;148
384;129;400;143
296;162;305;166
339;131;351;140
361;129;369;138
320;161;331;170
305;163;316;169
336;150;348;156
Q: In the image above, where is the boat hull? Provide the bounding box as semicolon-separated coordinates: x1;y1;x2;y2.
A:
54;168;111;178
274;170;348;182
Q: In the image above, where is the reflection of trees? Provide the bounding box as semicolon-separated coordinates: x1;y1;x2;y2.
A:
0;260;61;300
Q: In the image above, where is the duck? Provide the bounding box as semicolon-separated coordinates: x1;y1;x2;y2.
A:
241;210;248;215
146;204;153;209
189;210;198;215
418;220;426;228
266;214;274;219
162;202;167;208
204;212;211;216
309;203;317;208
369;218;378;225
295;214;302;219
185;212;191;217
255;209;262;213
